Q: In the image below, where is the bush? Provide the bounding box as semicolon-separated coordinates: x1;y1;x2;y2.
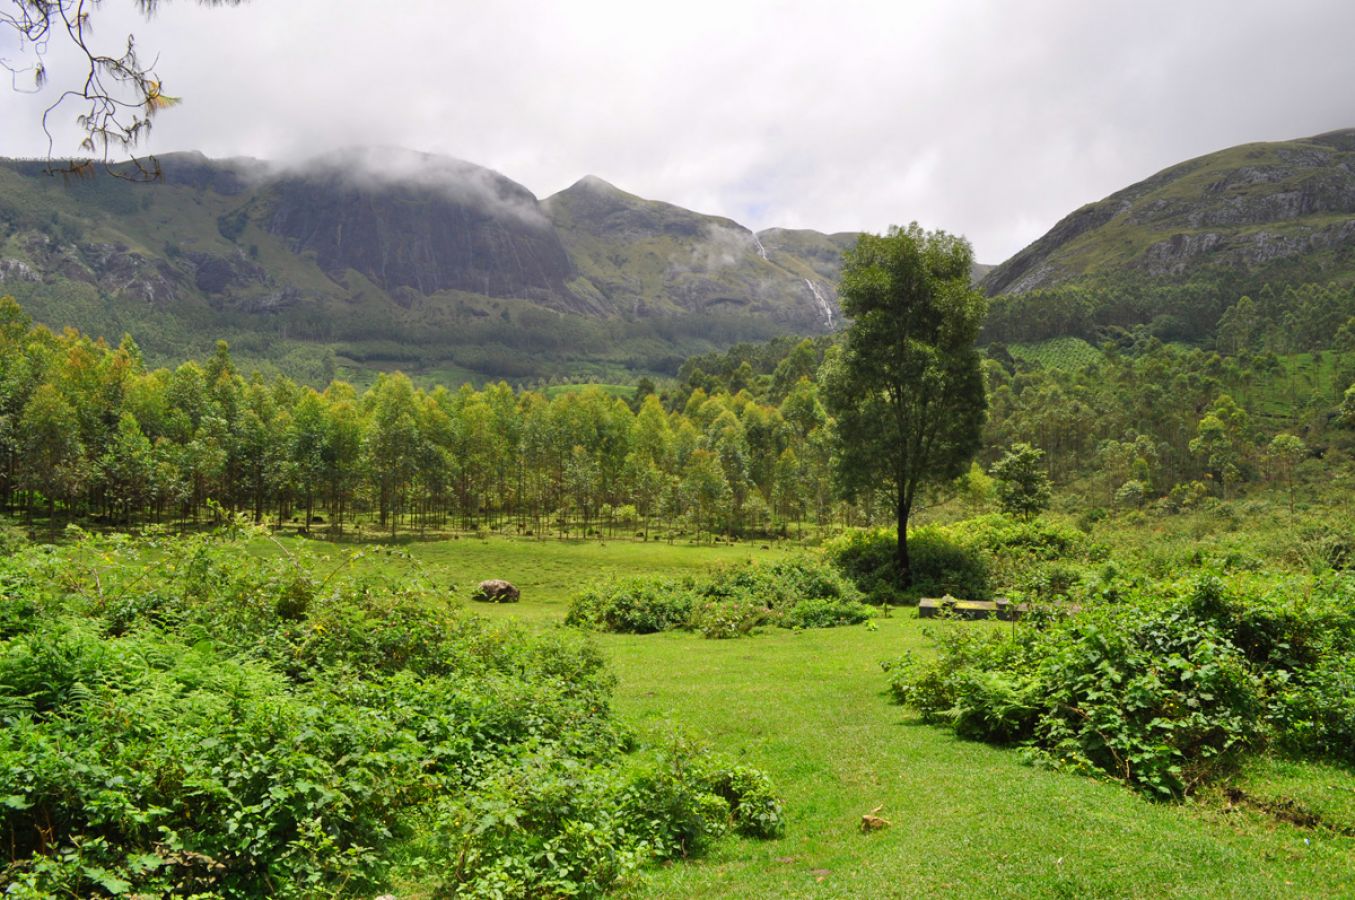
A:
1290;523;1355;573
1270;655;1355;764
565;577;694;634
909;527;992;600
0;544;46;640
423;736;781;895
959;514;1086;560
0;527;785;896
1017;562;1083;600
567;556;871;639
886;573;1355;797
823;528;900;603
781;596;873;629
689;593;768;639
825;526;989;604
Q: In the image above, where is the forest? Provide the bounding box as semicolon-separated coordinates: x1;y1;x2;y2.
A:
4;281;1351;544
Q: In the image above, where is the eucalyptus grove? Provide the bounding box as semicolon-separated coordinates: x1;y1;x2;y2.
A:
0;296;841;538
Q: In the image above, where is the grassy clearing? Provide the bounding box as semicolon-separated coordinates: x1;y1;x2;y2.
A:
308;534;1355;897
1242;350;1349;428
603;618;1353;898
541;382;636;399
288;534;788;625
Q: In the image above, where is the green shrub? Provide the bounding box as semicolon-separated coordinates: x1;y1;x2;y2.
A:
567;555;870;638
1270;655;1355;764
781;596;873;629
1017;562;1083;600
959;514;1086;560
689;593;768;639
909;527;992;600
887;572;1355;797
0;528;784;896
565;577;694;633
824;527;902;603
884;626;1038;729
709;764;785;838
421;735;784;895
1290;523;1355;572
0;545;45;640
824;526;990;603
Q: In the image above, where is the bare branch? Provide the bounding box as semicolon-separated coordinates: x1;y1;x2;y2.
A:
1;0;241;180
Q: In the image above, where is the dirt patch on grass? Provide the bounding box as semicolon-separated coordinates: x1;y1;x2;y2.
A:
1224;787;1355;836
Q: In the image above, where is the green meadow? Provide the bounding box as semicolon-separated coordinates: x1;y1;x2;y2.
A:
343;535;1355;898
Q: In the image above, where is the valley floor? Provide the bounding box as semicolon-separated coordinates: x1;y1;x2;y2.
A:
385;537;1355;898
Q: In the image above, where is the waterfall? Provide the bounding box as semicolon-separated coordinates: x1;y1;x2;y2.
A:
805;279;834;328
751;233;769;261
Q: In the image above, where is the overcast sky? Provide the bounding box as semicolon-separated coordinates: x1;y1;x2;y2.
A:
3;0;1354;262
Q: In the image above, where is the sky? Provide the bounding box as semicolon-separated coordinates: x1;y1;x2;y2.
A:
2;0;1354;263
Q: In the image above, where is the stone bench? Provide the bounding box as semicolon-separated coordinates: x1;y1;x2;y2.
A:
917;597;1026;621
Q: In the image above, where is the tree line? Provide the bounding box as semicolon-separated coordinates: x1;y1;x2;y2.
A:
682;320;1346;518
982;274;1355;354
5;259;1347;543
983;336;1344;511
0;295;847;538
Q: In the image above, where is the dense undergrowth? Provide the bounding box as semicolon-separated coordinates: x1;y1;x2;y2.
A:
565;516;1107;639
565;556;872;639
886;567;1355;798
0;525;783;897
824;515;1097;605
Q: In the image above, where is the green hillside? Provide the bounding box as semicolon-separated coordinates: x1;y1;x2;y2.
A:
0;152;850;384
977;130;1355;350
544;176;843;331
983;129;1355;297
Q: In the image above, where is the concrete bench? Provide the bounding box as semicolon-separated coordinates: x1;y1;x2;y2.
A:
917;597;1027;621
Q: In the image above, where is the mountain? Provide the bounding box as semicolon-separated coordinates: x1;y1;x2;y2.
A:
0;149;850;383
982;129;1355;297
264;148;577;305
544;176;843;330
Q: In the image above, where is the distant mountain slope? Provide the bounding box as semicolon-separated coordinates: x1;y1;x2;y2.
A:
0;150;855;381
982;129;1355;296
263;148;577;306
544;176;841;329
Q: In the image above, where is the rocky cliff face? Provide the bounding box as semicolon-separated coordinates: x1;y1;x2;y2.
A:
262;150;578;308
982;129;1355;295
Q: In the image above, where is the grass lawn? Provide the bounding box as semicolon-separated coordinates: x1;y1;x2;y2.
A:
605;618;1354;898
300;535;1355;896
541;383;636;399
296;533;788;625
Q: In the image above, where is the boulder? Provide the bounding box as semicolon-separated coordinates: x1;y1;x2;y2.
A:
472;579;520;603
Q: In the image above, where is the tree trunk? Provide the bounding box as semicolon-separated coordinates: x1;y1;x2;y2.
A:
895;497;912;591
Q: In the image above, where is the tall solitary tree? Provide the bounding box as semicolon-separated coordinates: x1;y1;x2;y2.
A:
822;223;987;587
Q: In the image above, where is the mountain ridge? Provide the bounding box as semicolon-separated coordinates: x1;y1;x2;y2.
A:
981;128;1355;297
0;148;858;381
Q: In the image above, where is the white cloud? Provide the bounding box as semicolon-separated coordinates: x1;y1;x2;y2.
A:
2;0;1353;262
